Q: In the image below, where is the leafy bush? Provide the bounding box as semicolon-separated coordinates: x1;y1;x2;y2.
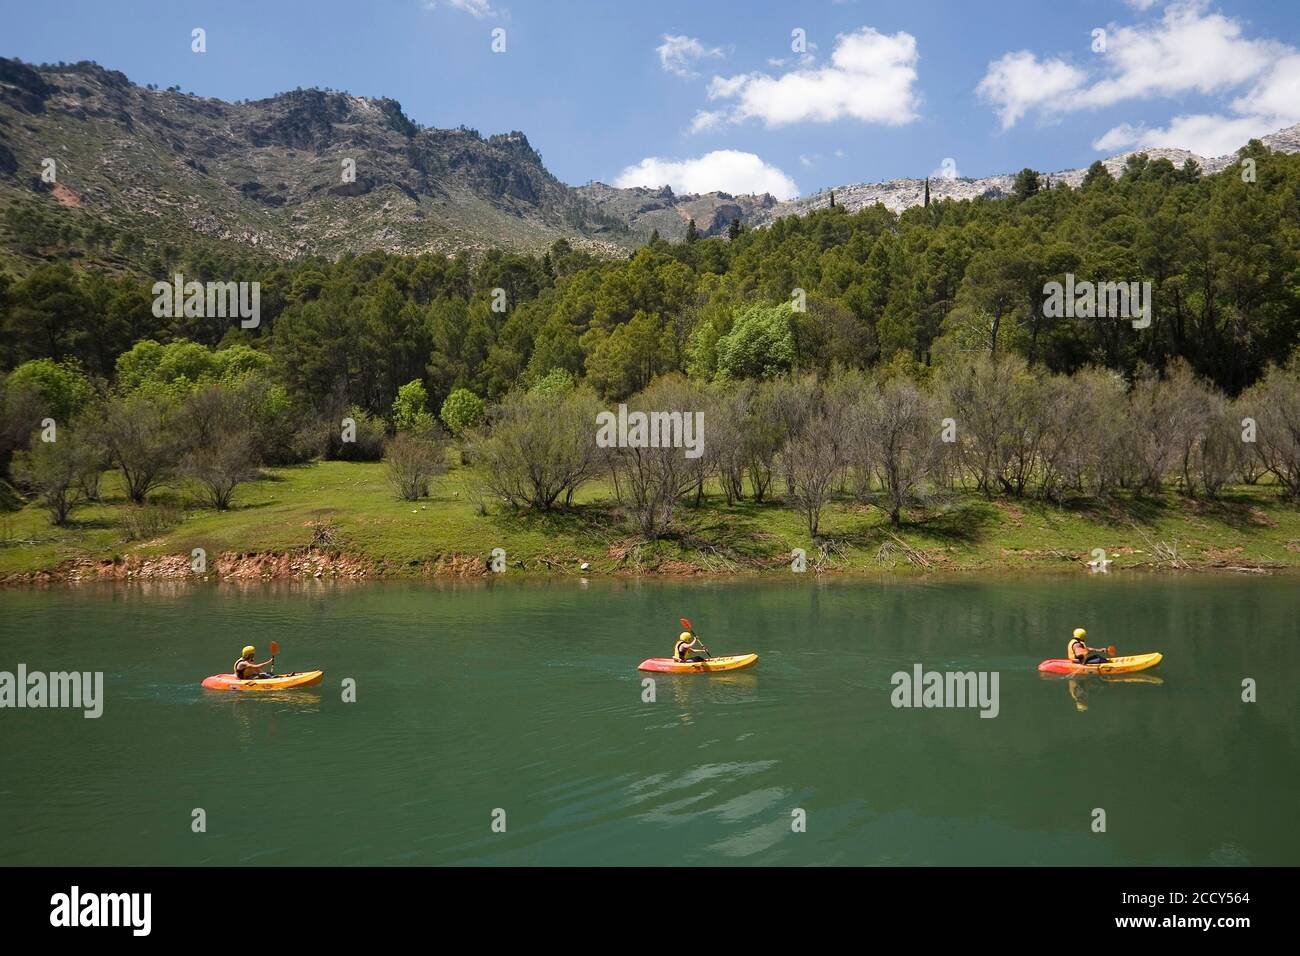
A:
440;387;485;437
715;304;796;381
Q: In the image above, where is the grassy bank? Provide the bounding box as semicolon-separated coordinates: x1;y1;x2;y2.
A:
2;459;1299;581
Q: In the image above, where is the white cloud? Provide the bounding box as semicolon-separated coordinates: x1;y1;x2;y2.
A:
657;35;724;79
1074;1;1281;110
980;1;1300;156
425;0;498;18
700;26;920;129
689;109;726;133
978;1;1289;125
1091;114;1278;156
614;150;799;199
1231;52;1300;126
976;51;1087;130
1097;31;1300;156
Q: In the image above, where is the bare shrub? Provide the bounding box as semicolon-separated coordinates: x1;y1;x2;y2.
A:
862;377;942;526
780;385;849;537
1240;358;1300;499
103;393;178;504
608;375;705;537
10;431;98;525
385;429;448;501
177;385;262;509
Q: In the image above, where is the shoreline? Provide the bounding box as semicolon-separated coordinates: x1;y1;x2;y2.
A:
1;545;1288;586
5;461;1299;586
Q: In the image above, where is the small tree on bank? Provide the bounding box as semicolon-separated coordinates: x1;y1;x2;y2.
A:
11;430;98;525
385;429;448;501
103;393;178;504
471;387;601;511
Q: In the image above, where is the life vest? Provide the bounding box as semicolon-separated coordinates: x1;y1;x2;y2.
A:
235;658;255;677
1067;639;1087;662
674;640;692;662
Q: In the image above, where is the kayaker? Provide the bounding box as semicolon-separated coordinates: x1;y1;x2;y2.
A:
235;645;275;679
1068;628;1109;665
674;630;708;663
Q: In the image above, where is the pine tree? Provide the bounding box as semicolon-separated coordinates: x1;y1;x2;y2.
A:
685;219;698;243
1011;168;1041;201
727;218;741;241
923;178;930;207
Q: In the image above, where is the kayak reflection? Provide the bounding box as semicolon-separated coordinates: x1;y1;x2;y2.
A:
1048;672;1165;712
666;671;760;715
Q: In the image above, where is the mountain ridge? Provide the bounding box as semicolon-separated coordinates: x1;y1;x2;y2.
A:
756;124;1300;223
2;56;1297;269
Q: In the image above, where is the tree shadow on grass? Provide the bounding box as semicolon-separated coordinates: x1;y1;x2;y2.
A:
825;498;1001;550
904;500;1001;544
1056;489;1272;533
61;516;118;532
482;497;790;566
484;502;628;546
1057;492;1168;529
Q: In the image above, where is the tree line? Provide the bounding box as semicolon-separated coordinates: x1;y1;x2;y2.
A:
3;141;1297;409
468;352;1300;540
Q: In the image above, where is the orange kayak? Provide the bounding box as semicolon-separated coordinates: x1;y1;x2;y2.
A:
201;670;325;691
637;654;758;674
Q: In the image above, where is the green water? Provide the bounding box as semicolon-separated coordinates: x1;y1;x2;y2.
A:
0;575;1296;866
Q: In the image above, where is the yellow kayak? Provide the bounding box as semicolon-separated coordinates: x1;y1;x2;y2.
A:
1038;653;1162;676
202;670;325;691
637;654;758;674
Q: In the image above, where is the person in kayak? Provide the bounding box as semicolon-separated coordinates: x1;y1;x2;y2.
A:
674;630;708;663
235;644;275;679
1068;628;1109;665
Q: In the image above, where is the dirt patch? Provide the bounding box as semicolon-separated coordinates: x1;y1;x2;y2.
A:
51;182;83;207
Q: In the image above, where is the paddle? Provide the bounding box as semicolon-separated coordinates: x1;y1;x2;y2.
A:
270;641;280;674
679;617;712;658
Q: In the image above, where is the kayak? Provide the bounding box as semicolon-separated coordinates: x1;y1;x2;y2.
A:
637;654;758;674
1037;653;1162;676
201;670;325;691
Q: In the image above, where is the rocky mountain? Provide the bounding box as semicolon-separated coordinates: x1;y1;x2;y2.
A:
574;181;777;240
1;56;1296;272
0;57;723;267
754;124;1300;223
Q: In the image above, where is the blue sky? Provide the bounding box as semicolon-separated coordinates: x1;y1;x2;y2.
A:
3;0;1298;198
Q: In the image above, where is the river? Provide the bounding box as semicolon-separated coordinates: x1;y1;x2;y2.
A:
1;575;1295;865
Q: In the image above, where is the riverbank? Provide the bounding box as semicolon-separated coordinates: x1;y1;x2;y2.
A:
3;459;1299;583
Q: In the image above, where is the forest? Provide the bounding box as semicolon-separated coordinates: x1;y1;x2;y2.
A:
2;143;1299;544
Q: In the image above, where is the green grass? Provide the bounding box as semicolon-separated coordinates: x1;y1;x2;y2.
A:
3;460;1299;579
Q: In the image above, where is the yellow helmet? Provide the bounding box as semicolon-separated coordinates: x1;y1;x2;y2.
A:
678;631;692;643
242;645;256;658
1072;628;1086;640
